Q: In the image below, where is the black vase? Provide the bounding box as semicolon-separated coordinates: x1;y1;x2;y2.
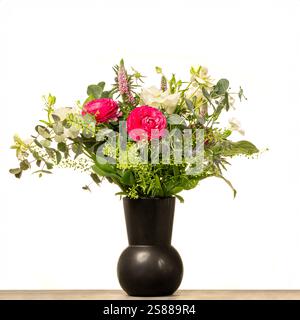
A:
117;197;183;297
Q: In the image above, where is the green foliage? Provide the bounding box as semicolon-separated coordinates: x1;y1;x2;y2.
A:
87;82;105;99
222;140;259;157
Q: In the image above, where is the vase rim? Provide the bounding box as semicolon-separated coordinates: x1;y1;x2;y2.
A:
123;196;175;200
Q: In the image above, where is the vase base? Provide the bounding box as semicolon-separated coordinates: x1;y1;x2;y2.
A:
117;245;183;297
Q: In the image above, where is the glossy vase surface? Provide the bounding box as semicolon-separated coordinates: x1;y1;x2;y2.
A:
117;197;183;297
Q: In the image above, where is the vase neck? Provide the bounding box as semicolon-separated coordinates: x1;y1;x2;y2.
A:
123;198;175;245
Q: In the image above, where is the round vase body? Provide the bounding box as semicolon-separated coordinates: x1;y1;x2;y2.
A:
117;197;183;297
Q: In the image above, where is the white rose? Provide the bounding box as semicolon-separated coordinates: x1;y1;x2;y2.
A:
140;86;180;114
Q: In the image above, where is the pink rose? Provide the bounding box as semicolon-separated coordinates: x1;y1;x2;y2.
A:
82;98;120;123
127;105;167;141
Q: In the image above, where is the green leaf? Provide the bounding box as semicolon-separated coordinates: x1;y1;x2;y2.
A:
155;66;162;74
47;94;56;106
185;98;194;112
32;170;52;175
174;194;184;203
218;175;237;198
97;82;105;91
35;125;50;139
51;114;60;122
33;139;43;148
92;163;121;180
216;79;229;94
155;175;164;197
224;92;230;111
168;114;186;125
87;83;105;99
90;173;101;185
54;150;62;164
202;87;210;100
101;91;112;98
32;151;42;160
122;170;135;186
40;139;51;148
223;140;259;157
15;171;22;179
72;144;82;159
20;160;30;170
57;142;67;152
180;176;199;190
45;162;54;170
9;168;22;175
222;129;232;138
82;185;91;192
115;191;127;197
184;98;203;123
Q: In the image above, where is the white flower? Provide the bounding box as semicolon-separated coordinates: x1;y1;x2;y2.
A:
52;107;75;121
140;86;180;114
190;65;214;87
228;117;245;135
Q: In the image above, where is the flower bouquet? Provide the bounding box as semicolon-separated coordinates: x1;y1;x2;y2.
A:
10;60;258;296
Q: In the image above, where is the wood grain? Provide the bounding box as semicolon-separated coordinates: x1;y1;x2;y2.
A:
1;290;300;300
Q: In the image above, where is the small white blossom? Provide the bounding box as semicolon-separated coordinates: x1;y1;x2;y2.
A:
190;65;214;87
228;117;245;135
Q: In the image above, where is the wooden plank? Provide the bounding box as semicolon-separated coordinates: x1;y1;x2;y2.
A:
0;290;300;300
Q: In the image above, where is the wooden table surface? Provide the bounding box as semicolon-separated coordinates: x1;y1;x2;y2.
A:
1;290;300;300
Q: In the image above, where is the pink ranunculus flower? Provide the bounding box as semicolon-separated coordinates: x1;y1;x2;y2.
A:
127;105;167;141
82;98;120;123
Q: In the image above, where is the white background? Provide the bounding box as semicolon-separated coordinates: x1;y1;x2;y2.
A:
0;0;300;290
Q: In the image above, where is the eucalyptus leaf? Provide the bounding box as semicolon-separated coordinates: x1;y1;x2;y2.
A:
40;139;51;148
33;139;43;148
216;79;229;94
168;114;186;125
45;162;54;170
57;142;67;152
87;83;104;99
35;125;50;139
20;160;30;170
185;98;194;111
51;114;61;122
14;171;22;179
9;168;21;175
54;150;62;164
